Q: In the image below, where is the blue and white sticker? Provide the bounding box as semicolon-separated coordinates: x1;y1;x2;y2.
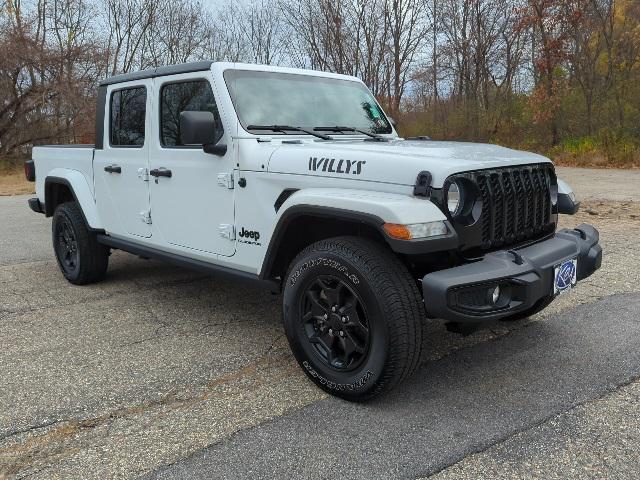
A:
554;258;577;295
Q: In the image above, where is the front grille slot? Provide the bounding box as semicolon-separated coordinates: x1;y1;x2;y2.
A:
458;164;555;252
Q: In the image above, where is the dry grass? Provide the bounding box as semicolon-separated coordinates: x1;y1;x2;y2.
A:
547;135;640;169
0;168;35;196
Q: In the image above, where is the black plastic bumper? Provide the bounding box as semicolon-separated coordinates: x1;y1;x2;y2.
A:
558;192;580;215
422;223;602;322
28;197;45;214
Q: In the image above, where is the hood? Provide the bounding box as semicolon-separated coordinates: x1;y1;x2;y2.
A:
267;139;552;188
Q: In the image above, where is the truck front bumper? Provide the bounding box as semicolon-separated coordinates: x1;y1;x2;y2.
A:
422;223;602;322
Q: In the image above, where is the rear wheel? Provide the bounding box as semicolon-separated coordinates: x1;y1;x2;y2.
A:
283;237;424;401
52;202;109;285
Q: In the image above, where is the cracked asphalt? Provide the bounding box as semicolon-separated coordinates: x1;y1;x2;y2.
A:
1;167;639;479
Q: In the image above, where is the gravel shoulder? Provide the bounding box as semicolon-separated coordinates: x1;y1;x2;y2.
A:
555;167;640;203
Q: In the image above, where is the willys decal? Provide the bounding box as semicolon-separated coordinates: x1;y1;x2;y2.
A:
308;157;366;175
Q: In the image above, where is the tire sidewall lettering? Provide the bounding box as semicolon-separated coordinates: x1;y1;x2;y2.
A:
289;257;360;287
302;360;373;391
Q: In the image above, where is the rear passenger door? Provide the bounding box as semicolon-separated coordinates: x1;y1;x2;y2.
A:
149;75;236;257
94;80;152;238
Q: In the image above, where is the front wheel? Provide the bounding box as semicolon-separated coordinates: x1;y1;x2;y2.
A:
283;237;424;401
52;202;109;285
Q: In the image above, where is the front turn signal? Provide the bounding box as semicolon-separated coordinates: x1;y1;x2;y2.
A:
383;221;448;240
383;223;412;240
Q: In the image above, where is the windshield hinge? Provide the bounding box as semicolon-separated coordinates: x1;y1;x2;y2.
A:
217;172;234;189
140;210;152;224
219;224;235;240
137;167;150;182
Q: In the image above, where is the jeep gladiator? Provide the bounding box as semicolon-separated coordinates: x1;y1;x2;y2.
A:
26;61;602;401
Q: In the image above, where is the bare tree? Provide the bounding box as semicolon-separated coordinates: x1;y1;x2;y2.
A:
353;0;391;97
142;0;217;67
0;0;103;156
518;0;572;145
564;0;612;135
384;0;430;115
104;0;155;74
281;0;357;74
2;0;640;157
210;1;286;64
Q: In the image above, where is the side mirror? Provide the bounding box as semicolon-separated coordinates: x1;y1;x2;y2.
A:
179;111;226;156
387;116;398;128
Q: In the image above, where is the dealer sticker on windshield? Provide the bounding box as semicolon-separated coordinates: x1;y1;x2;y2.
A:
554;258;577;295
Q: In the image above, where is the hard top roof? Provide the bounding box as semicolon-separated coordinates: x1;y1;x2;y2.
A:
99;61;215;86
99;61;362;87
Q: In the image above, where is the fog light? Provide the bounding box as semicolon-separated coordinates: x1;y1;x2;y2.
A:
490;285;500;304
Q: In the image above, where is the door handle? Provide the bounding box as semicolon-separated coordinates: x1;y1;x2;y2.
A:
104;164;121;174
150;168;172;178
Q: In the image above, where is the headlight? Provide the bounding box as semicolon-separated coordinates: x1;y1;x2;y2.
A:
383;221;448;240
446;181;462;216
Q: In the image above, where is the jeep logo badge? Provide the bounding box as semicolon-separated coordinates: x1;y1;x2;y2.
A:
238;227;260;242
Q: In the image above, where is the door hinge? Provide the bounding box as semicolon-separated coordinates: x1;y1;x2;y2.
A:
219;224;235;240
217;172;234;189
137;167;150;182
140;210;152;224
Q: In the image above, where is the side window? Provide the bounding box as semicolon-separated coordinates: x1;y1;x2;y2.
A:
110;87;147;147
160;80;223;147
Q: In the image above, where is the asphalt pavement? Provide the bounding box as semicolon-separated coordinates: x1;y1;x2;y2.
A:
0;195;51;266
149;294;640;480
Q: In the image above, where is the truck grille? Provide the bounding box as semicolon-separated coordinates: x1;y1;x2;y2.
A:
447;164;556;253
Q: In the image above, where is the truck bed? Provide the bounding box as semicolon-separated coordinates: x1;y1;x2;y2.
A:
32;145;96;205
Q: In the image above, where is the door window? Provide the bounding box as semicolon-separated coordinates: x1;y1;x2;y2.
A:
160;80;223;147
110;87;147;147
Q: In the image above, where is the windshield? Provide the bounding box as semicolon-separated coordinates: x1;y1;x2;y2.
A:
223;70;392;135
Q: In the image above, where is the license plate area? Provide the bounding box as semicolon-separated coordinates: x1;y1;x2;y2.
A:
553;258;577;295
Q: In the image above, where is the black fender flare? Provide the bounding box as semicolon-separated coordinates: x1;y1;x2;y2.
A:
258;204;458;280
44;176;101;232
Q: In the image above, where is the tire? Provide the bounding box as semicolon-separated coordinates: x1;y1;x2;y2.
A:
52;201;109;285
283;236;424;401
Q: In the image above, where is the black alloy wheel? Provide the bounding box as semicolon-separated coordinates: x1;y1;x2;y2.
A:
52;202;109;285
300;275;371;371
54;215;80;275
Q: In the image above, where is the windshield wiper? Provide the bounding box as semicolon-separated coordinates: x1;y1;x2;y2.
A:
246;124;331;140
313;126;386;141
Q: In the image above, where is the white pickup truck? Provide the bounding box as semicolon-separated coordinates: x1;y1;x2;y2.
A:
26;61;602;401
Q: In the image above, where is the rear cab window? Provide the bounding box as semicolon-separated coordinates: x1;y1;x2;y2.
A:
110;87;147;147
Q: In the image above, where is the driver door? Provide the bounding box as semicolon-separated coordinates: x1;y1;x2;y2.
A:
149;74;236;257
